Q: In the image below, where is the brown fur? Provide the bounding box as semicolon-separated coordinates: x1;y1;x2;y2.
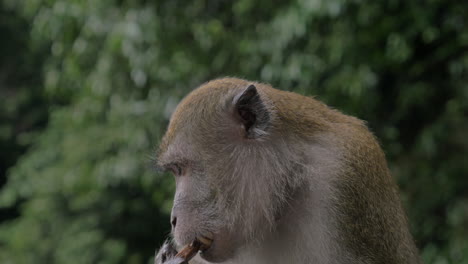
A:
155;77;421;264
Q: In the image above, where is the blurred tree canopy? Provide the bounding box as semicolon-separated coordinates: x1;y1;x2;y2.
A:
0;0;467;263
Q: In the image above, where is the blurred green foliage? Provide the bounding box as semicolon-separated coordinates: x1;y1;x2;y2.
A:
0;0;467;263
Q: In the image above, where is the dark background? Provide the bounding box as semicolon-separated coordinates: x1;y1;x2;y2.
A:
0;0;467;263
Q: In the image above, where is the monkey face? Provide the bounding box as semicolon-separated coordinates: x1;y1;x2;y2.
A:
159;127;254;263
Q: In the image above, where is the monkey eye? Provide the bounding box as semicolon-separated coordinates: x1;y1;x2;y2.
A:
167;163;183;176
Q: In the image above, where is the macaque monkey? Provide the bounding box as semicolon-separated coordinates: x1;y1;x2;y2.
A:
154;78;421;264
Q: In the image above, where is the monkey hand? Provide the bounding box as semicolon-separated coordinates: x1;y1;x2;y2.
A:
154;240;187;264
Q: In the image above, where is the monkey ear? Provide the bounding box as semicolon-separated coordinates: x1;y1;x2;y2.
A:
234;84;270;138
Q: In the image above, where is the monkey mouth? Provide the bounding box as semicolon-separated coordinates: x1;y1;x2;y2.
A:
197;233;214;252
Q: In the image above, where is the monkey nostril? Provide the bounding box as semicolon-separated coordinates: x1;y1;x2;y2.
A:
171;217;177;228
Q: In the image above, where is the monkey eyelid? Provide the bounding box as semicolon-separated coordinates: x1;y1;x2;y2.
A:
155;156;191;175
155;161;185;176
151;162;181;176
166;163;183;176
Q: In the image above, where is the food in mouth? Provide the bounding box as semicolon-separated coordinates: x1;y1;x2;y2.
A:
175;235;213;262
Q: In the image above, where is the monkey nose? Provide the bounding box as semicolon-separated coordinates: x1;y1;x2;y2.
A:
171;216;177;229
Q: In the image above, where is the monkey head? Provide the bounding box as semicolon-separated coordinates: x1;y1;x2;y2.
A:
157;78;304;262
